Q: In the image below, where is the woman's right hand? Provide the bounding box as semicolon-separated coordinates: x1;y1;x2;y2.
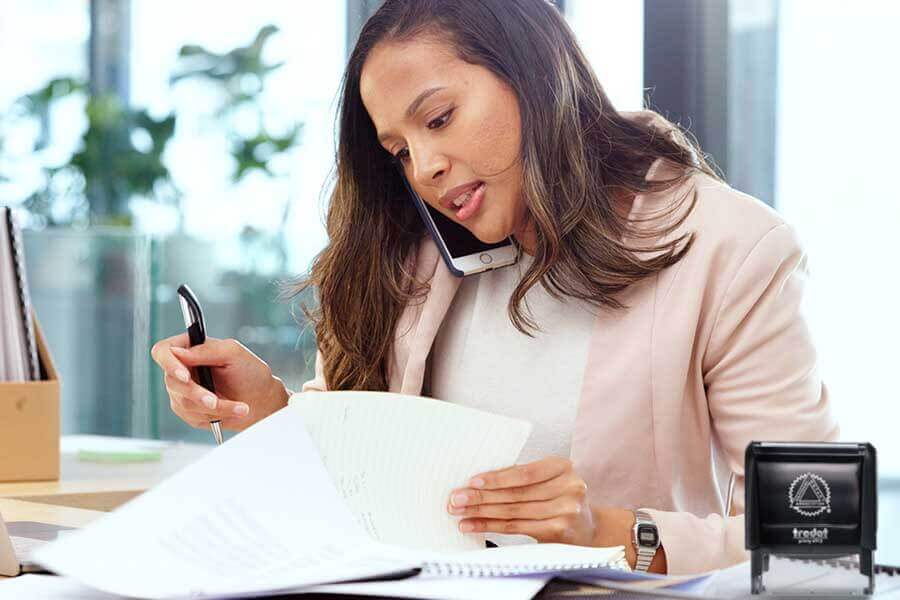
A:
150;333;290;432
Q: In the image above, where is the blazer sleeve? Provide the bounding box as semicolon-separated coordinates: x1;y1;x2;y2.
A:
644;223;840;574
300;349;328;392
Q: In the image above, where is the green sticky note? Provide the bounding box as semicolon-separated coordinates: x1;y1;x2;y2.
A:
77;449;162;463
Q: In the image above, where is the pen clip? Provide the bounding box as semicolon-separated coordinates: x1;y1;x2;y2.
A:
177;284;207;346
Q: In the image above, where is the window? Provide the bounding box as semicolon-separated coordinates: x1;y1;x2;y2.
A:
132;2;345;440
2;2;346;441
565;1;644;111
775;1;900;474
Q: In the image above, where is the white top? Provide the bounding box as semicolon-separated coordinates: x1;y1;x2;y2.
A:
431;251;598;459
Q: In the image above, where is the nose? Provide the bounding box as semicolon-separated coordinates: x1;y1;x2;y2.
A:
410;144;449;189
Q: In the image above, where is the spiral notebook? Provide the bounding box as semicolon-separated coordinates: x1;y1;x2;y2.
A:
421;543;629;577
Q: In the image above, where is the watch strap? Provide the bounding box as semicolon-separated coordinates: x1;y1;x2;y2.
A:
635;546;656;571
633;509;659;572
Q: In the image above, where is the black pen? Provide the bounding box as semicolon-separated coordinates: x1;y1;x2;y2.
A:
176;284;223;445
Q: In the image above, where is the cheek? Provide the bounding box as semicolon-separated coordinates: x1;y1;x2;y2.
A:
465;96;524;235
466;109;521;180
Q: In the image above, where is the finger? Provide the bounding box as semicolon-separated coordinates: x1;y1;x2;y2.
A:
170;394;250;422
470;457;571;490
179;409;251;432
164;374;217;411
458;516;575;543
449;496;582;520
151;333;192;382
451;473;585;507
165;375;249;417
170;338;247;368
179;413;218;430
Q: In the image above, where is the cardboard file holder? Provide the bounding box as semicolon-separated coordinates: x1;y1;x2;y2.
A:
0;316;60;482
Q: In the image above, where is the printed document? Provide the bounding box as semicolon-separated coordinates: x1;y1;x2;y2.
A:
33;405;419;599
33;392;533;599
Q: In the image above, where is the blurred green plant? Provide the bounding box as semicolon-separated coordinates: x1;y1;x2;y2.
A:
11;76;178;227
170;24;302;185
169;24;303;276
5;24;301;231
170;25;284;112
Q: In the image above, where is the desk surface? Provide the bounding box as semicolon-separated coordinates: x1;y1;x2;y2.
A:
0;498;102;528
0;495;612;598
0;436;211;582
0;438;632;598
0;436;211;511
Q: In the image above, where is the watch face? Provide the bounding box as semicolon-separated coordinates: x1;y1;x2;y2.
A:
637;524;659;548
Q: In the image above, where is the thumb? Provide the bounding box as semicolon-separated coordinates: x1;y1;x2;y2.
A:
170;338;234;367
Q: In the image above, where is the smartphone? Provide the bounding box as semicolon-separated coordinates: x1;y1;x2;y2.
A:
176;283;223;445
398;170;518;276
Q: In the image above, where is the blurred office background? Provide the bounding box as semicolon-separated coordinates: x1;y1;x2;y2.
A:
1;0;898;558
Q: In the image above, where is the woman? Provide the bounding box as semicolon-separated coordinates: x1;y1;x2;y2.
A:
151;0;838;575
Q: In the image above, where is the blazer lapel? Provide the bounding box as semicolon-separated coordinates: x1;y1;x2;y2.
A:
389;237;462;394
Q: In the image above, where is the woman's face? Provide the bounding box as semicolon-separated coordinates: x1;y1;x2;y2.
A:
360;36;530;247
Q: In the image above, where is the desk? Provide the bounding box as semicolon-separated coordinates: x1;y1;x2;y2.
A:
0;436;212;511
0;436;212;583
0;437;616;598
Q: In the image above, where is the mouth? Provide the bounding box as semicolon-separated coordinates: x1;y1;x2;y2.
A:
441;181;484;208
449;181;486;222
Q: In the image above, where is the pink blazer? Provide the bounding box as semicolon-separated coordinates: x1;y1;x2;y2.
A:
301;111;839;574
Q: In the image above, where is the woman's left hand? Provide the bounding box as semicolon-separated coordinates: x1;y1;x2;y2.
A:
447;456;597;546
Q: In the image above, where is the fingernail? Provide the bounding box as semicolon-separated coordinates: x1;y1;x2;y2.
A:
459;522;473;533
451;493;468;507
449;505;464;514
469;477;485;489
202;395;216;410
176;368;190;382
234;404;249;416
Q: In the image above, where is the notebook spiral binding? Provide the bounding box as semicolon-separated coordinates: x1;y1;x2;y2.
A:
421;555;631;577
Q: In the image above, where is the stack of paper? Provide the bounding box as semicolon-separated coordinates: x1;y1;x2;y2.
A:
0;573;554;600
33;400;420;598
0;206;38;382
31;392;637;599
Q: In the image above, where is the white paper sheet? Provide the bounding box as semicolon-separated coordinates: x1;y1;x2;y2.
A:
0;574;123;599
303;573;552;600
289;390;533;552
33;407;419;600
704;556;900;597
0;573;550;600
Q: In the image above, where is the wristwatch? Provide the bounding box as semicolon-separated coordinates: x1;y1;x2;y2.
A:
631;509;660;572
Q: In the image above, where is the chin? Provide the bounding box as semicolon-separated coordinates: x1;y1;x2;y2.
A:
469;223;510;245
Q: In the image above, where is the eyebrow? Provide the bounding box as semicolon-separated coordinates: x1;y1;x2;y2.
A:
377;86;446;145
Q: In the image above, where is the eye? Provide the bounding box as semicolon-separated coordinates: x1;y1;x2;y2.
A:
395;148;410;162
393;108;455;163
427;107;454;130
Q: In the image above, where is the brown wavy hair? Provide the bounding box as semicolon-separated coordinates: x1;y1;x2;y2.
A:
290;0;723;391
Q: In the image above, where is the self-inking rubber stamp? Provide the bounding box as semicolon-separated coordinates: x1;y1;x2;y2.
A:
745;442;877;595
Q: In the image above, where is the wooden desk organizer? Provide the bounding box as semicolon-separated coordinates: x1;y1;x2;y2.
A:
0;316;60;482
